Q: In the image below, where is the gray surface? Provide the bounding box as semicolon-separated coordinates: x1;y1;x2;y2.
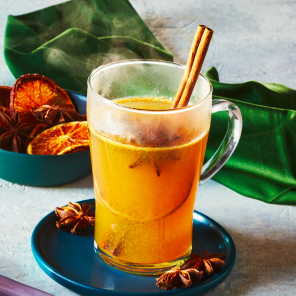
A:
0;0;295;295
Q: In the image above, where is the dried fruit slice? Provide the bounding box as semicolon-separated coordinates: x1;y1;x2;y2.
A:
29;123;50;139
58;144;89;155
0;106;9;116
27;121;89;155
0;86;12;108
25;123;50;147
0;86;12;116
10;74;75;124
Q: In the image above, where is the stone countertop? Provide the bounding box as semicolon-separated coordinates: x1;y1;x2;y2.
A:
0;0;295;295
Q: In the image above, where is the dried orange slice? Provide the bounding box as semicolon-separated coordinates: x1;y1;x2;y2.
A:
0;86;11;108
10;74;75;124
27;121;89;155
0;86;12;116
59;145;90;154
0;105;9;116
25;123;50;147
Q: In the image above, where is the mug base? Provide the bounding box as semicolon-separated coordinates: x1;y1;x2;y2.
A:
94;241;191;275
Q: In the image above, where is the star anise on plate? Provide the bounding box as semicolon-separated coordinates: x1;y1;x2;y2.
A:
156;251;226;291
0;111;33;153
55;202;95;234
181;251;226;277
32;105;86;125
156;267;203;290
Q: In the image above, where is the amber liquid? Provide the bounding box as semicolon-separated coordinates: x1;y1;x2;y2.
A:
90;98;208;265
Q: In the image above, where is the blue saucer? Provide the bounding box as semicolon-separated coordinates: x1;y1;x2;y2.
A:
31;199;235;295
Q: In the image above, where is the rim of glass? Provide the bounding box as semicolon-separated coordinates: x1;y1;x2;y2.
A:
87;60;213;114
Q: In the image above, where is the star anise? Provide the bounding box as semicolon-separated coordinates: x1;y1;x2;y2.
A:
129;154;161;176
181;251;226;277
32;105;86;125
0;111;33;153
127;126;183;176
55;202;95;234
139;130;182;148
156;267;203;290
101;231;124;257
129;153;180;177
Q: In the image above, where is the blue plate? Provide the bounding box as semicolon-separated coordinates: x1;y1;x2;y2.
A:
31;199;235;295
0;90;91;186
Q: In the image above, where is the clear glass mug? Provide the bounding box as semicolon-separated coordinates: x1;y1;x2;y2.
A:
87;60;242;274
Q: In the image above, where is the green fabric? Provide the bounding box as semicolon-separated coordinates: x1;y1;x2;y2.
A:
204;67;296;205
4;0;173;94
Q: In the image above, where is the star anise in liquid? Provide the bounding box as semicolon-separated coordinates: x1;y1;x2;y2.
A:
100;231;124;257
32;105;86;125
128;126;184;176
0;111;33;153
156;267;203;290
181;251;226;277
55;202;95;234
129;153;180;177
128;136;181;177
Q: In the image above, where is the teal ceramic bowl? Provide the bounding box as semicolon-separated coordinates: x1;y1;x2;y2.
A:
0;90;91;186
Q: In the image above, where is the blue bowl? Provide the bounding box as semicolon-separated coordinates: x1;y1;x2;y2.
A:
0;90;91;186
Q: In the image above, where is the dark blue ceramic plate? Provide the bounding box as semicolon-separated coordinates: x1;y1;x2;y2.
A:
0;90;91;186
31;199;236;296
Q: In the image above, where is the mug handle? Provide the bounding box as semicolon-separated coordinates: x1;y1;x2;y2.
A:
199;99;243;184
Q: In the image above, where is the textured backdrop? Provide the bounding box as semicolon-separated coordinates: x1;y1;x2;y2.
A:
0;1;295;295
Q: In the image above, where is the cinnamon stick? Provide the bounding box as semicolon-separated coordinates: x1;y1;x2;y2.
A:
172;25;205;108
172;26;213;109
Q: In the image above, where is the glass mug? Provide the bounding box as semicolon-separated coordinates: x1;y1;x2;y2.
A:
87;60;242;274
